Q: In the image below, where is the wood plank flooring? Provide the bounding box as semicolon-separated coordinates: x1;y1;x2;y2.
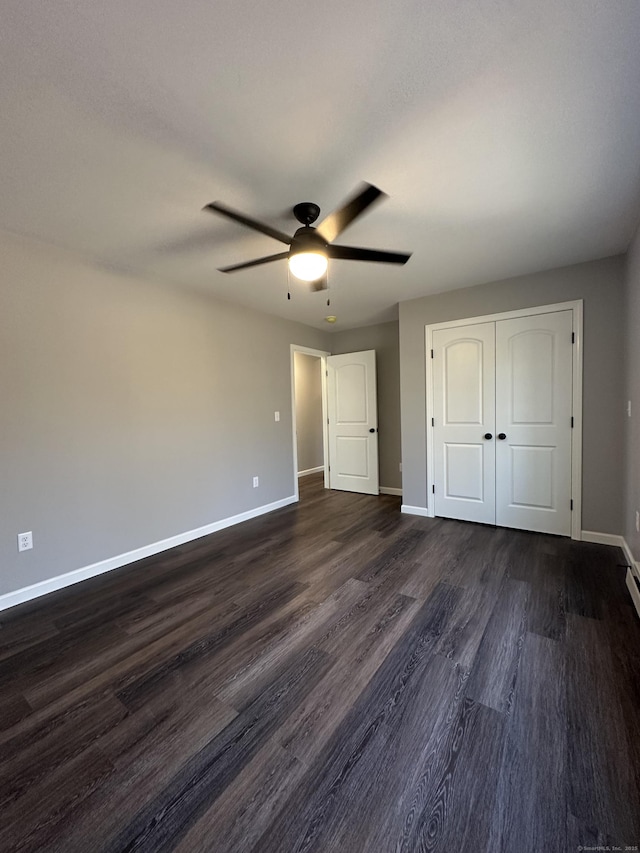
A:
1;473;639;852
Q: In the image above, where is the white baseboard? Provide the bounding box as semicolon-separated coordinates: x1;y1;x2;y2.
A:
626;569;640;619
297;466;324;478
581;531;640;593
380;487;402;496
584;533;640;617
620;539;639;580
0;495;298;614
581;530;627;549
581;529;637;570
401;504;431;518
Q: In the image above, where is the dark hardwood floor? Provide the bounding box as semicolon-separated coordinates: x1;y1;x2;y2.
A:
1;474;639;852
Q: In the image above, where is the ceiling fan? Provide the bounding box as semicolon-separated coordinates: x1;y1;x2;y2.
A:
203;182;411;290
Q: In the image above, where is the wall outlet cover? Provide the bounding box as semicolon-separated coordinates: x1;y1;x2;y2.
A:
18;531;33;552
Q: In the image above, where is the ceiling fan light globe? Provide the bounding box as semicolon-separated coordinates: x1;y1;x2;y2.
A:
288;251;328;282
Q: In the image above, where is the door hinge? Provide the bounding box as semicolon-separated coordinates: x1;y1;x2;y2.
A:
431;417;435;427
432;484;435;494
431;349;434;359
571;416;574;428
571;332;575;344
570;499;573;510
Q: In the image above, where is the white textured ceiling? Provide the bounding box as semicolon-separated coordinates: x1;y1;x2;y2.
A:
1;0;640;330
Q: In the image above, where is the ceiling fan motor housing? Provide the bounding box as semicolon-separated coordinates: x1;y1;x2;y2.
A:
289;226;327;258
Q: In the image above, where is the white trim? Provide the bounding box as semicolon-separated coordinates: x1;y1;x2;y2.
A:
425;323;436;517
580;530;627;549
619;537;640;618
290;345;330;501
425;300;585;332
380;487;402;496
298;466;324;477
401;504;431;517
425;300;584;538
622;539;640;580
570;300;584;541
626;569;640;619
581;531;640;572
321;359;329;488
0;495;297;613
581;533;640;575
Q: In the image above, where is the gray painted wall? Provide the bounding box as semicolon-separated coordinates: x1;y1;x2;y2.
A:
624;226;640;560
399;256;625;534
332;321;401;491
294;352;324;473
0;231;330;597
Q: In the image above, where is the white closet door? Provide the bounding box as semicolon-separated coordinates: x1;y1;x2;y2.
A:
495;310;573;535
433;323;496;524
327;350;379;495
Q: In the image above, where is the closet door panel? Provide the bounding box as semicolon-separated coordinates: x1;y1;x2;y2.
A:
495;311;573;535
432;323;496;524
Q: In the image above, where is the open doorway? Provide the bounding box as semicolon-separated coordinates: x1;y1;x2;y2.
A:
291;344;382;500
290;345;330;501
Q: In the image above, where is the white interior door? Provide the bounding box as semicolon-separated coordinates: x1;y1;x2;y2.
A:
327;350;379;495
432;323;496;524
495;310;573;535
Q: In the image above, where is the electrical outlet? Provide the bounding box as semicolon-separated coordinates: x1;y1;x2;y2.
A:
628;400;632;418
636;510;639;533
399;462;403;472
18;531;33;552
253;476;259;488
274;411;280;422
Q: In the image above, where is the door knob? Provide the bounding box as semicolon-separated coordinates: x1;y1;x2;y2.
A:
484;433;493;440
498;433;507;440
369;428;375;433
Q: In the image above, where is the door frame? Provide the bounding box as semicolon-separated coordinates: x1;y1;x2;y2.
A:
290;344;330;501
425;300;584;540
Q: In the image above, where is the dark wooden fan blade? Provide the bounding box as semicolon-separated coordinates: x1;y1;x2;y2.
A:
316;183;386;243
204;202;292;245
328;245;412;265
218;252;289;273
